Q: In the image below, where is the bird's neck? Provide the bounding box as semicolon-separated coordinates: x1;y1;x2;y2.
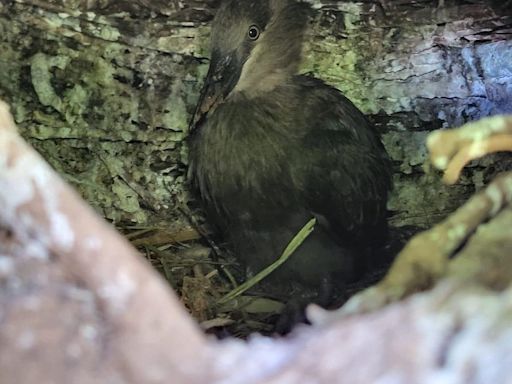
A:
232;70;292;98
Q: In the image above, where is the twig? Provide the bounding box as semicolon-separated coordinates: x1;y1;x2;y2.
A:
178;205;223;259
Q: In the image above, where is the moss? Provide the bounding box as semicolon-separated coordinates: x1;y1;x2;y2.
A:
111;179;147;220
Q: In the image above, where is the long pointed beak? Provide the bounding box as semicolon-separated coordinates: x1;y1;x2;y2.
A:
189;52;240;131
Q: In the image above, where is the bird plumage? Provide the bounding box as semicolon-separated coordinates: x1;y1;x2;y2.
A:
189;0;392;320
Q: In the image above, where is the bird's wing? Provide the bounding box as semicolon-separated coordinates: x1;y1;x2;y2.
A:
291;86;392;245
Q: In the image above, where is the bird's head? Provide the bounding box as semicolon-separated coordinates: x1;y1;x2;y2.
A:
190;0;311;130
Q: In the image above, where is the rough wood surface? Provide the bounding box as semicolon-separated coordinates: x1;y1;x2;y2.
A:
0;101;212;384
0;0;510;229
1;100;512;383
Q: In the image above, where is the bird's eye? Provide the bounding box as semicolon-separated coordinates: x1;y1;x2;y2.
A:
247;25;260;40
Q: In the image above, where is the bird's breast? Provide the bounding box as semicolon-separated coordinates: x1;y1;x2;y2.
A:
190;103;299;214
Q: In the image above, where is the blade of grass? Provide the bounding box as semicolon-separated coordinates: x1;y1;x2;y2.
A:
217;218;317;305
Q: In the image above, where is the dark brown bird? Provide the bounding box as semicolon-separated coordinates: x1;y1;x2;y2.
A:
188;0;392;329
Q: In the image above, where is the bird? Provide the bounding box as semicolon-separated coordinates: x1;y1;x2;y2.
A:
188;0;392;330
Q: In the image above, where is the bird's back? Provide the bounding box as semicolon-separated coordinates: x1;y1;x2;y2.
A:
291;76;392;246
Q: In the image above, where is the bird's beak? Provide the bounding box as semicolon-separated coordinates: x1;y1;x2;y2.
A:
190;51;241;131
